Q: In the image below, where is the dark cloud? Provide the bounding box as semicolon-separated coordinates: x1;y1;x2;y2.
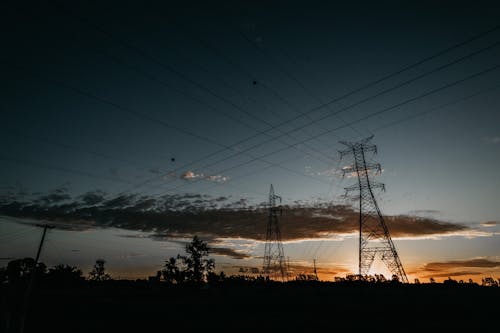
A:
36;187;71;204
415;258;500;280
421;271;483;278
79;190;106;206
38;192;71;204
0;191;474;241
210;247;251;260
422;259;500;271
383;216;467;238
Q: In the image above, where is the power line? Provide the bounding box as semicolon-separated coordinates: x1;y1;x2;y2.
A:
101;50;335;166
1;68;337;199
175;19;500;142
181;78;500;231
0;155;135;185
7;3;500;200
50;14;500;195
160;49;500;192
1;129;157;172
10;3;346;198
231;19;364;137
371;82;500;133
168;16;341;147
155;63;500;195
49;1;339;167
136;34;500;194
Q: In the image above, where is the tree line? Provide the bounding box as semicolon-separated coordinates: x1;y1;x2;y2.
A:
1;236;499;287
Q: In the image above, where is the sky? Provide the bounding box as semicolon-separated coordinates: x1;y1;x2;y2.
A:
1;0;500;282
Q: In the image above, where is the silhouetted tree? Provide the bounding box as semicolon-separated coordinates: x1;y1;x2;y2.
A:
391;274;400;283
0;266;6;284
46;264;84;287
161;257;185;284
334;276;345;283
295;274;318;281
443;277;458;285
6;258;46;285
207;271;226;285
182;236;215;283
481;277;498;287
161;236;215;284
88;259;111;281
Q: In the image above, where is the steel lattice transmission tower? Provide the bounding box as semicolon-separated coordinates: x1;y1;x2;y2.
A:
339;136;408;283
263;184;287;281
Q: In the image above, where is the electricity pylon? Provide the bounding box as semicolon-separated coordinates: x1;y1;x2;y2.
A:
263;184;287;281
339;136;408;283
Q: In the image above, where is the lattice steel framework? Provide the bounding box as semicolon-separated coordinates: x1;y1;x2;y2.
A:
263;184;287;281
339;136;408;283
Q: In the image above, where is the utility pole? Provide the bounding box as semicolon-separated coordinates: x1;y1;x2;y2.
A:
339;136;408;283
287;256;291;280
263;184;287;281
18;224;54;333
313;259;318;281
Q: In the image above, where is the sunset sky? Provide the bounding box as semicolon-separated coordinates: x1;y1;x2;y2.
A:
1;0;500;282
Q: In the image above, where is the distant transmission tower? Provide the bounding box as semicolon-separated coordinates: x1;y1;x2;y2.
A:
263;184;287;281
339;136;408;283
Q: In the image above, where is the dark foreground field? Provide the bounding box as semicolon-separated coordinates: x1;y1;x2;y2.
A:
2;281;499;332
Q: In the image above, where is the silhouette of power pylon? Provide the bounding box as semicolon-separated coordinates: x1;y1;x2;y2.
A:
263;184;287;281
339;136;408;283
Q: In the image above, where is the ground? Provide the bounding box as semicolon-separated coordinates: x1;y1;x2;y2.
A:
2;281;497;332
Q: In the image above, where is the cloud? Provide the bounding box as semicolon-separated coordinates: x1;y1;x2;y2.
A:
181;171;229;182
205;175;229;182
408;209;441;215
417;258;500;279
79;190;106;205
482;136;500;144
210;247;251;260
382;215;471;239
480;221;497;227
420;271;483;278
180;171;203;180
422;259;500;271
118;252;146;259
0;191;482;242
35;187;71;205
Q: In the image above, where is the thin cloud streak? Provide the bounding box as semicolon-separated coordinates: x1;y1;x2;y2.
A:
210;247;252;260
422;258;500;270
480;221;498;227
482;136;500;144
415;258;500;279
